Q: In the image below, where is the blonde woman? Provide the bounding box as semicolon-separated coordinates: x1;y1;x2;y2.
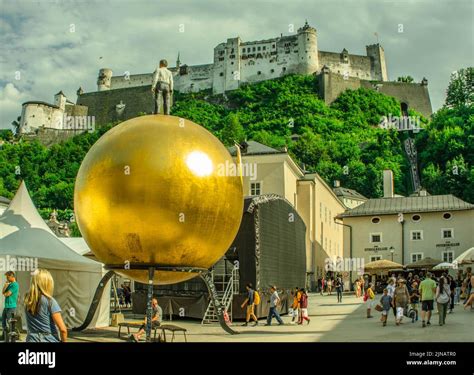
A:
24;269;67;342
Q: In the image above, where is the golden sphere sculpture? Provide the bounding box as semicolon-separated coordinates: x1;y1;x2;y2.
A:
74;115;243;284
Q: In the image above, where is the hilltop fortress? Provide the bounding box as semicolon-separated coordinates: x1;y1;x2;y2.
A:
19;22;432;139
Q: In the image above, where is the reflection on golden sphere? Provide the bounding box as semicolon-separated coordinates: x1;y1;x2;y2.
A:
74;115;243;284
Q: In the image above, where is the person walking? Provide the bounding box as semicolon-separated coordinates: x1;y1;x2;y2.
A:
335;277;343;303
265;286;284;326
393;279;410;325
327;278;333;296
298;288;311;325
290;287;301;324
379;288;392;327
419;272;437;328
320;277;326;296
2;271;19;341
24;269;67;342
365;283;375;318
436;276;451;326
409;281;420;322
241;283;258;327
355;279;361;298
151;59;174;115
447;275;456;313
463;272;474;310
455;271;463;305
386;279;396;318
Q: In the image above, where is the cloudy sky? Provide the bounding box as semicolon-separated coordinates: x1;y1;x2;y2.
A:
0;0;472;129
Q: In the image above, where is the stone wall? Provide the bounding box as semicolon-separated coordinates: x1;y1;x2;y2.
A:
361;81;432;118
318;70;432;118
77;85;154;126
22;127;87;147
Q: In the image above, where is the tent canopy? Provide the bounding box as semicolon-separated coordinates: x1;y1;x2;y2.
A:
405;257;443;269
454;247;474;265
364;259;403;271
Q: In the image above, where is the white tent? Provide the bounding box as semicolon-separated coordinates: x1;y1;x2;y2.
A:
0;181;110;329
453;247;474;265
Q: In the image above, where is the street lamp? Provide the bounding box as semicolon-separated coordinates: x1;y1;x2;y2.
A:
389;246;395;261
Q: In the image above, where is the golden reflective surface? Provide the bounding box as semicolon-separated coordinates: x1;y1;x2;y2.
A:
74;115;243;284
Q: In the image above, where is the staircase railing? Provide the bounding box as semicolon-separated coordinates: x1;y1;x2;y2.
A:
201;266;239;324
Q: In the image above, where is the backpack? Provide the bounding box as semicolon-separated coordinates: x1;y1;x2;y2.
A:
253;291;261;305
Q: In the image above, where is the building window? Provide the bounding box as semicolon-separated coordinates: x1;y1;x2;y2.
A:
412;214;421;222
219;72;224;77
282;67;286;72
250;182;261;195
370;233;382;243
371;217;381;224
329;210;332;226
370;255;382;262
442;228;454;239
257;46;261;51
411;230;423;241
270;69;274;73
257;71;261;75
442;251;454;263
253;47;256;52
325;207;327;223
263;46;266;50
320;203;322;219
411;253;423;263
272;44;275;48
443;212;452;220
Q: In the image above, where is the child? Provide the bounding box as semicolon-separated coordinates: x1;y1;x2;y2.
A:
409;281;419;323
380;288;392;327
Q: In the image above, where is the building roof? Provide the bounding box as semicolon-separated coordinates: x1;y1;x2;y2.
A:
228;140;285;156
0;196;11;205
333;187;367;201
22;101;60;109
338;194;474;218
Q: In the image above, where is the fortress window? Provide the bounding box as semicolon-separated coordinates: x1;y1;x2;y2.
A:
272;44;275;48
231;48;234;53
270;69;274;73
282;67;286;72
257;71;261;75
219;72;224;77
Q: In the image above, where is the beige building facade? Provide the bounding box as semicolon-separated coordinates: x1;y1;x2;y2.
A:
339;194;474;282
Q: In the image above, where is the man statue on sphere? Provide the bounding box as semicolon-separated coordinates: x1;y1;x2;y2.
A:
151;59;174;115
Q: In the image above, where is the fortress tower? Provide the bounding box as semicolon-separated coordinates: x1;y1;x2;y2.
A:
366;44;388;81
97;68;113;91
297;21;319;74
